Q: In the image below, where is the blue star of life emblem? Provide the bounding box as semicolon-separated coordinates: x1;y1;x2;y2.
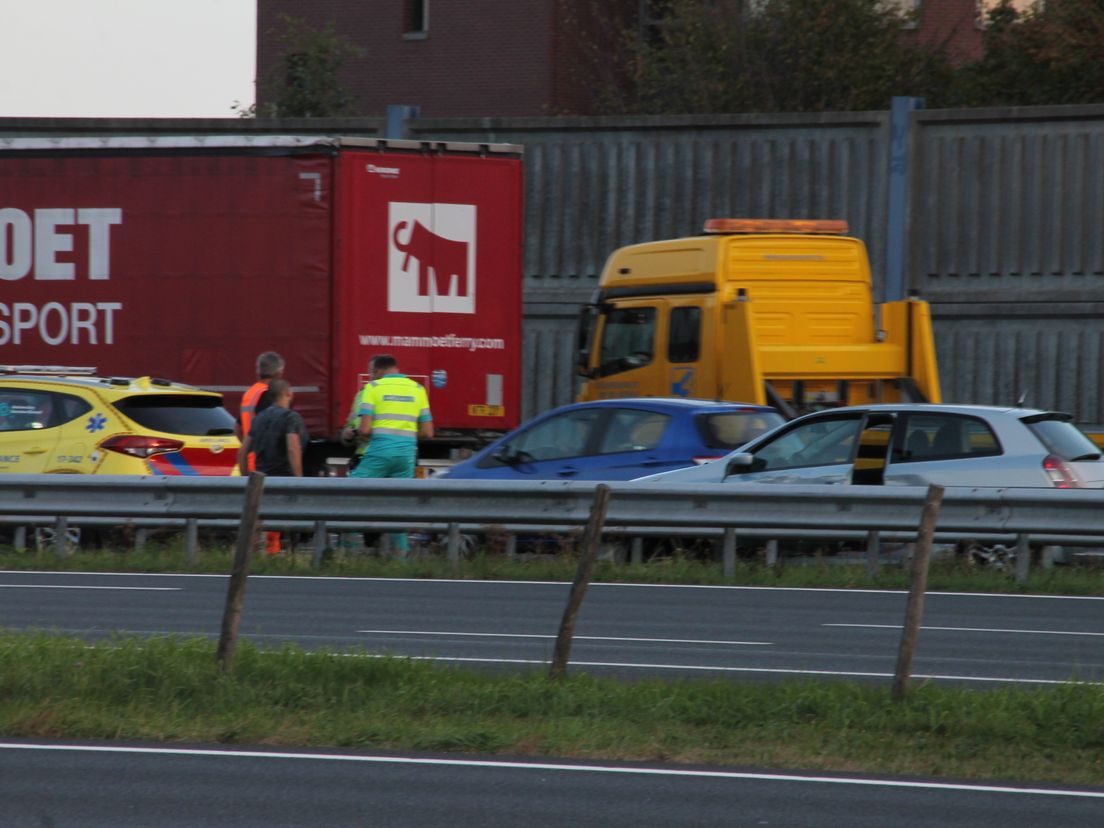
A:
86;413;107;433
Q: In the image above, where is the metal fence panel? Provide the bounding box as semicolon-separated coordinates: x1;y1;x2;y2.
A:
933;303;1104;424
910;107;1104;303
416;114;890;296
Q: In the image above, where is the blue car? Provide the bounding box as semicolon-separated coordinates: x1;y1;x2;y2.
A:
441;398;783;481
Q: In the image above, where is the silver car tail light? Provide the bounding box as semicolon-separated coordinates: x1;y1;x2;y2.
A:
1043;455;1082;488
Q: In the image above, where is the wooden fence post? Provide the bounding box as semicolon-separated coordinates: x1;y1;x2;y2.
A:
217;472;266;673
892;484;944;702
549;484;611;680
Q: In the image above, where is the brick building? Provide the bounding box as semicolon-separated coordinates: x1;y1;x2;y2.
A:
255;1;1022;118
255;0;602;118
902;0;982;66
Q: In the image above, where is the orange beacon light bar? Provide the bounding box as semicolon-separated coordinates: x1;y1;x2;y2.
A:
703;218;849;235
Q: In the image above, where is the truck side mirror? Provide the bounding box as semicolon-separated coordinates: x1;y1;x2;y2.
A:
723;453;754;479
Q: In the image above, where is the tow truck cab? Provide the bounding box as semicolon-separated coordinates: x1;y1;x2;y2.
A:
576;219;941;417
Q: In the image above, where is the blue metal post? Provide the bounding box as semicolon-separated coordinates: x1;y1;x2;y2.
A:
885;96;924;302
385;104;421;139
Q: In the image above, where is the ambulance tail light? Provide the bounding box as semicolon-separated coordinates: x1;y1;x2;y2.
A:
100;435;185;459
703;218;849;235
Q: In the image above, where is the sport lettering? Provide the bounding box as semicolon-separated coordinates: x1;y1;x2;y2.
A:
0;207;122;281
0;301;122;346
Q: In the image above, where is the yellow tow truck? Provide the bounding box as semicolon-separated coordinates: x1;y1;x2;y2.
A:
576;219;941;417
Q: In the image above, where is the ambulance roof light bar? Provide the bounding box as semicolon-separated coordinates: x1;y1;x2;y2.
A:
0;365;98;375
703;218;849;235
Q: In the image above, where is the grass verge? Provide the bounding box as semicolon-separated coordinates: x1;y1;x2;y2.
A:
1;632;1102;785
2;541;1104;595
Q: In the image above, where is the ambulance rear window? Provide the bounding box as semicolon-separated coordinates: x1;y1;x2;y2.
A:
114;394;236;436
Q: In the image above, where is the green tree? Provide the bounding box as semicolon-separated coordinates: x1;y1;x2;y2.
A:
952;0;1104;106
564;0;952;115
243;13;365;118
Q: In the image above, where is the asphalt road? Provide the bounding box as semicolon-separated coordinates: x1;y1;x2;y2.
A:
1;571;1102;685
2;741;1102;828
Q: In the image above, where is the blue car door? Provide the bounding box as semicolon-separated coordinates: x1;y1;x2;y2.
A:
477;407;608;479
571;408;676;479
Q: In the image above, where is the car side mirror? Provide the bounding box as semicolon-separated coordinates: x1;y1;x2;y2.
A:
722;453;754;479
492;449;517;466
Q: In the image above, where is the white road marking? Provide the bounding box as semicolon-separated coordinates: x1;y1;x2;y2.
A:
826;623;1104;637
4;570;1104;602
357;629;772;646
338;652;1095;686
0;742;1101;798
0;584;179;591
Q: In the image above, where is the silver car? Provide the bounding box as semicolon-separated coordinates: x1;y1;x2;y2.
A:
635;404;1104;488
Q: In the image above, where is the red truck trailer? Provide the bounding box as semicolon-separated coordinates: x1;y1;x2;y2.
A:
0;135;524;472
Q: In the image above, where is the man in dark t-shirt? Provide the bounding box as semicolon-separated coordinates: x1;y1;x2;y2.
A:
237;379;308;477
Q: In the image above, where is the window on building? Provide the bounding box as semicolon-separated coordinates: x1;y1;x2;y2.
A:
887;0;921;30
405;0;429;38
638;0;670;45
977;0;1038;27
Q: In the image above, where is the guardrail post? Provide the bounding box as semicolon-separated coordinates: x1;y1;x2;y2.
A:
630;536;643;566
446;523;461;571
892;483;944;702
379;533;392;558
13;525;26;552
550;484;611;680
722;527;736;578
134;527;147;554
1015;534;1031;584
505;533;517;558
217;472;266;674
312;521;327;568
764;539;779;568
185;519;198;564
53;517;68;561
865;530;881;576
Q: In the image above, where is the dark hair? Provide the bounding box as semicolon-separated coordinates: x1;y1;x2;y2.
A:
370;354;398;372
268;378;291;398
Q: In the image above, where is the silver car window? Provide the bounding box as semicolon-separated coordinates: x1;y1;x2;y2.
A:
1026;418;1101;461
897;414;1000;462
752;416;863;471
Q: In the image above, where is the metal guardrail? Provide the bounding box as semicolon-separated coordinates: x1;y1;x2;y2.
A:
1;475;1103;541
